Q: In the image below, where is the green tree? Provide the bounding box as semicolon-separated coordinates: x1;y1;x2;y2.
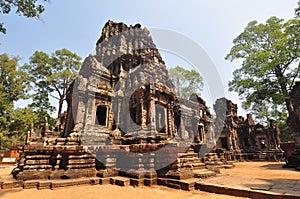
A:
225;16;300;126
242;99;287;124
0;54;29;130
24;48;82;118
169;66;204;99
0;0;48;34
9;107;38;138
0;54;29;153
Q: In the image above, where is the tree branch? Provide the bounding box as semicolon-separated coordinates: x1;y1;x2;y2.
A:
50;81;62;98
289;61;300;92
49;93;60;100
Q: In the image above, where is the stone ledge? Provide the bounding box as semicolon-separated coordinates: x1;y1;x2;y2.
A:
195;182;300;199
157;178;199;191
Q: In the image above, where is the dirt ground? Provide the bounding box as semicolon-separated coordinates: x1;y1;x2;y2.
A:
0;161;299;199
220;161;300;180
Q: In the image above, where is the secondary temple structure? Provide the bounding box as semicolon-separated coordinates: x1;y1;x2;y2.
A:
11;20;288;185
214;98;283;161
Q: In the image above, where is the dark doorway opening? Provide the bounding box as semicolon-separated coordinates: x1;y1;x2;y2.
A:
244;138;249;147
130;104;141;125
96;106;107;126
221;138;229;150
260;139;266;149
155;104;166;133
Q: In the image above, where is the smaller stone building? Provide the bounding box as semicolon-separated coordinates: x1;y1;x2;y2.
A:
214;97;283;160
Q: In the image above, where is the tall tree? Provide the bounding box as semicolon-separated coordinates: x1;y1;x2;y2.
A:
242;99;286;124
168;66;204;99
24;49;82;118
0;0;48;34
0;54;29;152
9;107;38;138
225;16;300;124
0;54;29;129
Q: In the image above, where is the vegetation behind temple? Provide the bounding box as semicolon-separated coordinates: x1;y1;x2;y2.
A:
1;1;299;153
168;66;204;99
0;49;81;154
226;1;300;142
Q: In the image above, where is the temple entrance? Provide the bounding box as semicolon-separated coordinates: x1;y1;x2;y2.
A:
130;104;142;125
155;104;166;133
244;138;249;147
198;125;204;142
95;106;107;126
260;139;266;149
221;137;229;150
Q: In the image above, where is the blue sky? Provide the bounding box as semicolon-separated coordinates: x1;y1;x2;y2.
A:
0;0;298;116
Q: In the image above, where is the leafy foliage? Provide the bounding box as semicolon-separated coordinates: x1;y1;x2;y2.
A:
243;99;287;124
0;0;48;34
168;66;204;99
0;54;35;153
0;54;29;130
226;16;300;128
23;49;82;118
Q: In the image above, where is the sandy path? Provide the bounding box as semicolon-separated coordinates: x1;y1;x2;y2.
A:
1;161;299;199
220;161;300;180
0;184;245;199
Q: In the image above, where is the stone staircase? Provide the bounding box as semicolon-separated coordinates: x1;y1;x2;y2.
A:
204;152;235;169
12;138;97;181
156;147;217;190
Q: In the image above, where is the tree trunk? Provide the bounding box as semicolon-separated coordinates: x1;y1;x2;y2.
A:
274;66;294;116
274;66;298;134
57;98;64;119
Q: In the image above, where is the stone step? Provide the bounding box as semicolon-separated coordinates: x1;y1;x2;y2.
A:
1;181;23;189
193;169;217;179
177;157;202;163
218;164;235;169
110;176;131;186
192;163;206;169
157;178;199;191
177;153;198;158
51;179;91;189
23;180;39;189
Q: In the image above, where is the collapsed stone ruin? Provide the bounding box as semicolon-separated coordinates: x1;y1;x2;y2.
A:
12;21;287;185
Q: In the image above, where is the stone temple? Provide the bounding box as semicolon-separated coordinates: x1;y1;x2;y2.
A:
11;21;288;186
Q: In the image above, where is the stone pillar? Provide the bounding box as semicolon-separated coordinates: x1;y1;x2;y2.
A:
140;92;147;129
74;97;85;132
167;103;172;136
147;86;156;134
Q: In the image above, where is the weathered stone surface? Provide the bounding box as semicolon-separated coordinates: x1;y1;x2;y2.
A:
286;82;300;170
214;97;283;161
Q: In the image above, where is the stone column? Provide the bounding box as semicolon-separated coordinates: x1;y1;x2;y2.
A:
167;103;172;136
147;86;156;135
140;91;146;129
